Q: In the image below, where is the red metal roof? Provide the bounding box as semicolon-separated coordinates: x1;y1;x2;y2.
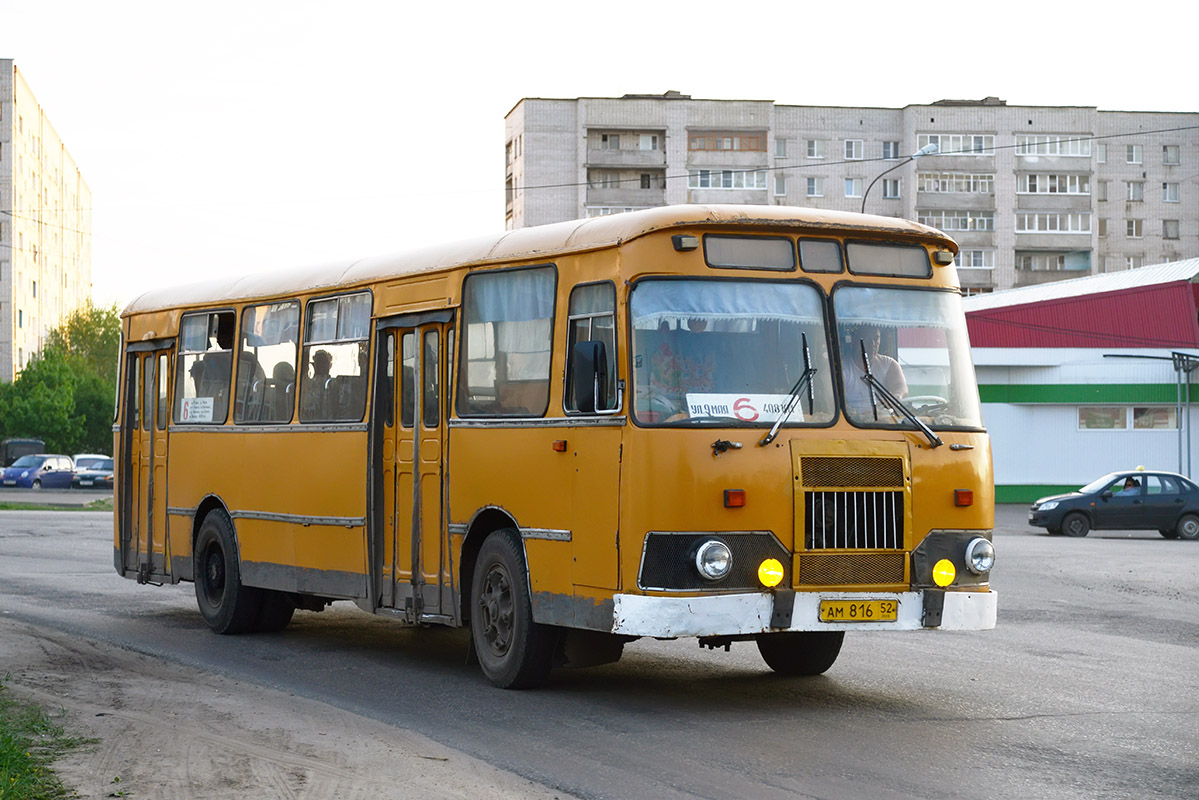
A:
966;282;1199;348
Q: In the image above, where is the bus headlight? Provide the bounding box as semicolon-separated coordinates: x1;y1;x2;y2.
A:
695;540;732;581
965;537;995;575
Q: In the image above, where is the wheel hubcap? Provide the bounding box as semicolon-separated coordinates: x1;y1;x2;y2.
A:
478;565;514;657
1184;520;1198;537
204;548;225;604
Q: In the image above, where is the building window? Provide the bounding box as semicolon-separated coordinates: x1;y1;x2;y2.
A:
922;133;995;156
806;177;824;197
17;309;21;328
687;169;767;190
1098;218;1108;238
1015;135;1090;157
882;179;900;199
844;178;863;197
917;172;994;194
774;173;786;196
1016;253;1067;271
1017;174;1090;194
1126;219;1143;238
1164;220;1180;240
1096;143;1106;163
882;141;901;160
1079;407;1127;430
1127;255;1144;269
844;140;863;160
688;131;766;152
1014;213;1090;233
1126;182;1144;202
960;286;994;297
589;170;620;189
31;280;36;298
1163;145;1180;165
918;210;996;231
600;134;620;150
775;138;787;158
1134;406;1178;429
1098;180;1109;202
1164;182;1180;203
1126;144;1143;164
807;140;824;159
956;249;995;269
639;134;658;151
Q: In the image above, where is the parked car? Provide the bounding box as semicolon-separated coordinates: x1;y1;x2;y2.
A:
73;453;110;471
1028;469;1199;540
71;457;114;490
1;438;45;467
0;454;75;489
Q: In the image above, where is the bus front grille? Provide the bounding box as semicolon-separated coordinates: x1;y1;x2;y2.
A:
798;552;907;585
803;490;904;550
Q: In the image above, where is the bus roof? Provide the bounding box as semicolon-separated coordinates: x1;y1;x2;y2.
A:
122;205;955;317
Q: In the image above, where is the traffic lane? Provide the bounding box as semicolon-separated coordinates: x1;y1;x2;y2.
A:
3;512;1198;800
0;486;109;506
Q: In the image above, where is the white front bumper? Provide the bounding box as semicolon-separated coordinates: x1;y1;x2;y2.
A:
611;589;997;637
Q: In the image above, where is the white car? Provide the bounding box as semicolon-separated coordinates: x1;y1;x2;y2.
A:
73;453;108;471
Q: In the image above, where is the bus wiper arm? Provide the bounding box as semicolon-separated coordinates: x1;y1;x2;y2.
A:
759;333;815;447
862;373;943;448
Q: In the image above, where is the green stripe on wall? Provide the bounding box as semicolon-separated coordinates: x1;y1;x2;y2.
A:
979;383;1199;404
996;485;1079;504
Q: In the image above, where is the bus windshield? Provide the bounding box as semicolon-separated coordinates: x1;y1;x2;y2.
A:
835;286;982;430
630;279;835;426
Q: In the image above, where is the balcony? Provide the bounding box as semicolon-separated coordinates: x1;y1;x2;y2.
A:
586;187;667;206
586;148;667;168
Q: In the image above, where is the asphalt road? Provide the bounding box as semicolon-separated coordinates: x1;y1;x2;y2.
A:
1;507;1196;800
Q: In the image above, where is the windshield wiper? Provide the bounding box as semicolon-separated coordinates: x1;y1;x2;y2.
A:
857;339;942;449
759;333;815;447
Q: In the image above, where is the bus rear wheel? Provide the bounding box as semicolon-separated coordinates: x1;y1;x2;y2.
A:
194;509;263;634
470;529;555;689
756;631;844;676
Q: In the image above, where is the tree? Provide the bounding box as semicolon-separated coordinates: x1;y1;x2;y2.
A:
0;302;121;454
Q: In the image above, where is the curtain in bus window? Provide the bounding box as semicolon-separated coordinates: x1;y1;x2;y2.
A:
458;267;554;416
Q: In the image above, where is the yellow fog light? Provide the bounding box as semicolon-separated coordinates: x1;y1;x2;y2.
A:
757;558;785;588
932;558;956;587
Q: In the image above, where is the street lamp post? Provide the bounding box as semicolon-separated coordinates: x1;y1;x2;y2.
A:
860;143;939;214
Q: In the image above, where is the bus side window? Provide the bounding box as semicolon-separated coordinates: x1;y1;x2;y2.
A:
300;292;371;423
174;310;234;424
236;301;299;424
565;282;617;413
400;333;415;427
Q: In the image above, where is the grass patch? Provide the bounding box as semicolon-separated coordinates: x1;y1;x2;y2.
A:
0;497;112;512
0;678;92;800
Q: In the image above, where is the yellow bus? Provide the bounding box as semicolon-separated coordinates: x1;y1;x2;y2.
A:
115;204;996;688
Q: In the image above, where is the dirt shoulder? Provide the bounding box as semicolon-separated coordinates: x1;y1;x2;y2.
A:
0;617;571;799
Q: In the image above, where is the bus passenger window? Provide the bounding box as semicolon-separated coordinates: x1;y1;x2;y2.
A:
457;266;555;417
565;282;617;413
423;330;439;427
400;333;415;427
300;292;371;422
236;301;299;424
174;311;235;424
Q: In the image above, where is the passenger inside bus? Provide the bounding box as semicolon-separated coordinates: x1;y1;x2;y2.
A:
302;349;334;418
841;324;907;414
646;317;716;419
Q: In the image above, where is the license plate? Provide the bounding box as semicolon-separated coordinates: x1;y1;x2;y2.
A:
2;480;14;486
819;599;898;623
80;480;93;486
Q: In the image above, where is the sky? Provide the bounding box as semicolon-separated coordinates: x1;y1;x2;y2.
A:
1;0;1194;309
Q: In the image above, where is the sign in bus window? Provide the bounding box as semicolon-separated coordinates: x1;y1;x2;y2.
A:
300;292;371;423
703;235;795;271
845;242;932;278
629;280;835;426
457;266;555;417
175;311;235;424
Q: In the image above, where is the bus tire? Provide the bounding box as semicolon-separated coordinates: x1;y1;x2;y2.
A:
1062;512;1090;538
194;509;262;634
756;631;844;676
1175;514;1199;541
470;529;554;689
255;591;296;633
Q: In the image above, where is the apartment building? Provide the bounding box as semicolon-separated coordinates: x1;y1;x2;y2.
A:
0;59;92;382
504;92;1198;293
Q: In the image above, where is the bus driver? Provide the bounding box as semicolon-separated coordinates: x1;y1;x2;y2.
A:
842;324;907;414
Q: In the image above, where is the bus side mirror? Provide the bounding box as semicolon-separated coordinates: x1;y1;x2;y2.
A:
572;341;608;413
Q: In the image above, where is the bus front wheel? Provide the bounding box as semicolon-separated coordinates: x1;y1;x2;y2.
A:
194;510;262;634
470;529;555;689
756;631;844;676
